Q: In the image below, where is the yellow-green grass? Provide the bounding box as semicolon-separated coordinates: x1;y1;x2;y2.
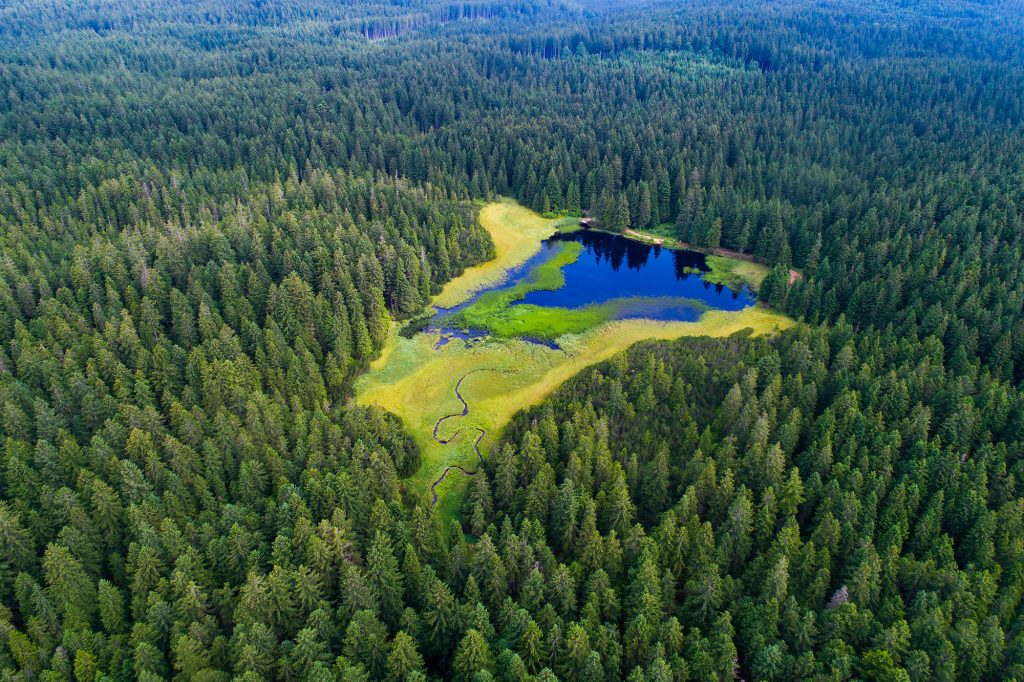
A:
354;199;794;520
553;215;583;232
432;200;558;309
355;306;794;519
705;255;770;291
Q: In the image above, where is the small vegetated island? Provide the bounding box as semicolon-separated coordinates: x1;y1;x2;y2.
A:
356;200;792;518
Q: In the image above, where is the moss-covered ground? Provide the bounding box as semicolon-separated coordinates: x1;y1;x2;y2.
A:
704;255;770;291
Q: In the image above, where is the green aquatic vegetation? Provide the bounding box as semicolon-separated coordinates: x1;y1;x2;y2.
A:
447;241;594;337
462;301;612;339
518;240;582;291
464;295;715;340
448;240;723;340
704;255;769;291
611;295;711;317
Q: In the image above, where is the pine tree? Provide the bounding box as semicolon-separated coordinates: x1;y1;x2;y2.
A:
453;629;493;681
344;610;390;679
386;631;426;681
544;170;563;213
707;218;722;248
519;619;546;673
759;264;791;306
612;194;631;233
736;220;752;254
636;182;653;230
566;182;582;216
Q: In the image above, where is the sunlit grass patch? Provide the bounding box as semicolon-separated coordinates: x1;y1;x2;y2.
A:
433;199;557;309
463;302;610;339
705;255;769;291
553;215;583;232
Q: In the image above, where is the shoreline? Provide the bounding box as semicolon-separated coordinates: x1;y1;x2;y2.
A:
568;219;773;292
355;201;797;518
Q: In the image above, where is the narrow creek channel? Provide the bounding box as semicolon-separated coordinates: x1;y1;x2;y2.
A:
423;230;756;505
429;368;506;505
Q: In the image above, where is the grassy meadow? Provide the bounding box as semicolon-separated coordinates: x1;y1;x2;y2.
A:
355;200;794;518
704;255;770;291
433;199;558;308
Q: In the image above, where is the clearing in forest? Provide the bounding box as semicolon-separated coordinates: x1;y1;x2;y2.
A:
354;200;794;521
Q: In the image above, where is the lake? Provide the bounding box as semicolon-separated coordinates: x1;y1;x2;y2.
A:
427;228;756;345
517;230;755;320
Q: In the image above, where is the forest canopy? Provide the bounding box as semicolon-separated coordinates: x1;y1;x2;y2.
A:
0;0;1022;680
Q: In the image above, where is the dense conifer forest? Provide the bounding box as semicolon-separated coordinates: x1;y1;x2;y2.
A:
0;0;1022;679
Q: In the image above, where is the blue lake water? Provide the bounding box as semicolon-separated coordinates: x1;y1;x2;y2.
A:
424;229;756;346
516;230;755;319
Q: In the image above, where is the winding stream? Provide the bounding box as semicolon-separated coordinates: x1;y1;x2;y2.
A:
423;230;756;504
429;368;506;505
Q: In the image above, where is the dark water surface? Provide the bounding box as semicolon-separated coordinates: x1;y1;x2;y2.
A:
516;230;755;319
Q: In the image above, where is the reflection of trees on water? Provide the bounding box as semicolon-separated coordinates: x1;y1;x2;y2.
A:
534;230;755;310
552;230;711;279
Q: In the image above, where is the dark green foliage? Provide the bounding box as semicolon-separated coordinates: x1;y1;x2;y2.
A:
492;328;1024;680
760;265;791;306
1;0;1023;679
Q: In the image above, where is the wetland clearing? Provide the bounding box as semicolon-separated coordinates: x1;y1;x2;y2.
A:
354;199;794;519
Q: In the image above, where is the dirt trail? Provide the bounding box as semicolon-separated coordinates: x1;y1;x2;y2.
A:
624;228;664;245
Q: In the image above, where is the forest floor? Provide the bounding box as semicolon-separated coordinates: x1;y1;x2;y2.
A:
354;201;795;521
